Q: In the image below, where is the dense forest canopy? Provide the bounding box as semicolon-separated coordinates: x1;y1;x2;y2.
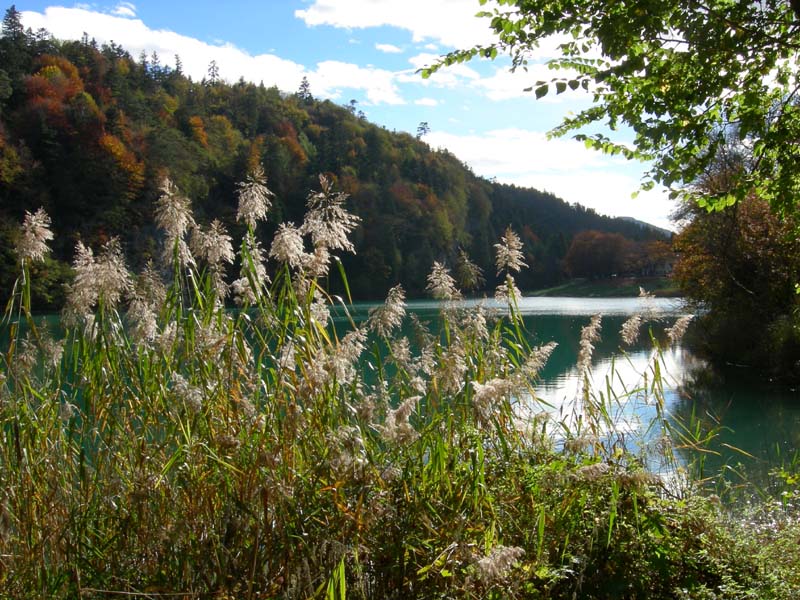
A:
0;7;669;308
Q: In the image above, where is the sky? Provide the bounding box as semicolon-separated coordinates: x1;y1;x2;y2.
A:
16;0;678;230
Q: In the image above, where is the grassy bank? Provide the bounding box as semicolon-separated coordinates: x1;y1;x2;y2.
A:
530;276;681;298
1;176;797;599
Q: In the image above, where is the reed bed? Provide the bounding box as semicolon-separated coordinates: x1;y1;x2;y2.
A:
1;172;798;599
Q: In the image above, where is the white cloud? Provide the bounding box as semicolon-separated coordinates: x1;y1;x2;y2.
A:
112;2;137;18
398;52;480;88
517;172;677;231
425;128;676;230
426;128;607;173
401;52;587;105
406;52;445;71
375;43;403;54
474;64;586;102
296;1;578;62
312;60;404;105
414;98;439;106
296;0;498;48
20;7;406;105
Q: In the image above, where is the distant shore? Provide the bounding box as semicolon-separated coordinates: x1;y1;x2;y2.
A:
528;276;681;298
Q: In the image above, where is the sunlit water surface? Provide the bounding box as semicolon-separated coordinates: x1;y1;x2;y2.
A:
345;296;800;483
8;297;800;483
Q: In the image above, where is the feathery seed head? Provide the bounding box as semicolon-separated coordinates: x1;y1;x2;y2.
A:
381;395;420;444
191;220;234;268
666;315;693;345
577;314;602;374
472;378;515;423
269;222;305;268
563;434;600;454
40;334;64;369
462;305;489;341
575;461;610;481
136;261;167;307
128;263;165;345
155;177;195;267
620;314;643;346
495;274;521;303
426;261;460;300
156;177;193;235
303;246;331;278
232;232;269;305
455;248;485;290
63;242;95;325
368;284;406;338
300;175;360;253
494;226;527;275
191;220;233;301
172;373;203;414
92;238;133;308
327;425;368;475
129;298;158;346
277;339;296;373
17;208;54;263
310;291;330;327
390;336;412;366
236;165;273;229
64;238;132;323
327;327;367;385
437;346;468;394
158;320;180;354
523;341;558;378
638;286;660;320
475;546;525;583
193;315;228;362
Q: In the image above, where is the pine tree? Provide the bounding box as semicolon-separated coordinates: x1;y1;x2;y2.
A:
0;5;30;80
1;5;24;42
207;60;219;84
297;75;312;102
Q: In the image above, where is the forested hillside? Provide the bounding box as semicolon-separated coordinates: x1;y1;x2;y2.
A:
0;9;669;307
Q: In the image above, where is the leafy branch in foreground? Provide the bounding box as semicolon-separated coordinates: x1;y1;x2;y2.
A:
428;0;800;214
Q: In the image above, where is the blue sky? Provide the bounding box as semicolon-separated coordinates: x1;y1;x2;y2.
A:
17;0;677;230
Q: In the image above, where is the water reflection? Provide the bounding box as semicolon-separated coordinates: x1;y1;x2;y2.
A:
671;363;800;482
385;297;800;483
8;297;799;483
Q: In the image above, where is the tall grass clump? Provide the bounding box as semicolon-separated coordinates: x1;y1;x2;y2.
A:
1;174;798;599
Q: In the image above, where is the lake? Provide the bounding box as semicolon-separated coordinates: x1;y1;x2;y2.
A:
344;296;800;487
8;296;800;487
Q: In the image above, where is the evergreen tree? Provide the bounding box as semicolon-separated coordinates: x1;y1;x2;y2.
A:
297;75;312;102
0;5;30;80
207;59;219;84
1;5;24;42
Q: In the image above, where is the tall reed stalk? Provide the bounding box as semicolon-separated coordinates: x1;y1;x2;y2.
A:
1;176;797;599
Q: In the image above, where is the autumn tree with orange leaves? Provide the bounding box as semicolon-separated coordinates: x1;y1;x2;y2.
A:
673;154;800;380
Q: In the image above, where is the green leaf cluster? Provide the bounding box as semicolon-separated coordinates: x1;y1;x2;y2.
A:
432;0;800;216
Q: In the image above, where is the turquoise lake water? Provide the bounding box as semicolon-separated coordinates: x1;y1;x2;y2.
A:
343;296;800;485
5;296;799;485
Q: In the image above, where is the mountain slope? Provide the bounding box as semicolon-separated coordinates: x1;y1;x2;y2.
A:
0;24;669;306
